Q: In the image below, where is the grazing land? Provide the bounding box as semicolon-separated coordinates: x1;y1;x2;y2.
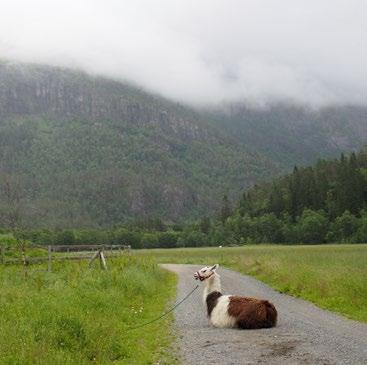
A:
140;244;367;322
0;255;177;364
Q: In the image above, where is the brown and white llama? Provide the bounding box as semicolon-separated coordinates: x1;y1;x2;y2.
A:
194;264;277;329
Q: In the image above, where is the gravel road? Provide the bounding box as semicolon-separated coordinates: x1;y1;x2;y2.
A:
161;264;367;365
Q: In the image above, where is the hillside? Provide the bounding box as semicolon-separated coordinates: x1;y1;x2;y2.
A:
1;60;367;227
207;103;367;168
0;61;277;227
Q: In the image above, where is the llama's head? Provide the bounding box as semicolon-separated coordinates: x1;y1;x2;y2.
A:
194;264;219;281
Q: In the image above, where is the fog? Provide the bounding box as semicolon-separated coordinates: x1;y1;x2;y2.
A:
0;0;366;106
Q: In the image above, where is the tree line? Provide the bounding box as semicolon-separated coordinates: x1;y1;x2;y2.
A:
204;148;367;244
1;149;367;248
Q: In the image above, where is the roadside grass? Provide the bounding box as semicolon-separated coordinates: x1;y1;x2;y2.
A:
0;255;177;364
138;244;367;323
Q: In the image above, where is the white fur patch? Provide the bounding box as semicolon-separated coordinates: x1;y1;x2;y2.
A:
210;295;237;328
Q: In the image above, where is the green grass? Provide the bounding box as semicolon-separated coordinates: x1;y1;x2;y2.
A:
138;244;367;323
0;255;177;364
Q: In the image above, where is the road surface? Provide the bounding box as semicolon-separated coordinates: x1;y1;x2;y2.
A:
161;264;367;365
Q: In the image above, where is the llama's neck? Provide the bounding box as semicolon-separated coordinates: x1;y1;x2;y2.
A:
203;273;221;304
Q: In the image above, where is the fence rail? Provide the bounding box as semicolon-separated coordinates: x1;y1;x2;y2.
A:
0;244;131;271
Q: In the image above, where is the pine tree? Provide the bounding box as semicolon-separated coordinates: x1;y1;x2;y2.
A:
268;183;285;217
288;166;302;220
220;195;232;223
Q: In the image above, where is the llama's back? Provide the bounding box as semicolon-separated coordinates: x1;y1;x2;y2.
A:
228;296;277;329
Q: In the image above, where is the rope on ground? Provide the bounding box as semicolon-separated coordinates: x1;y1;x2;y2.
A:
126;284;199;331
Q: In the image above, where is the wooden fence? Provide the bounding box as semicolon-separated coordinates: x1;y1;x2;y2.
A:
0;244;131;271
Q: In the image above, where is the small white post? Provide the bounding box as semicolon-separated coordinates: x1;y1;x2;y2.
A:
99;250;107;270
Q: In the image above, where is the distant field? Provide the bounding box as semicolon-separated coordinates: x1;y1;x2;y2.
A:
0;255;177;364
139;244;367;323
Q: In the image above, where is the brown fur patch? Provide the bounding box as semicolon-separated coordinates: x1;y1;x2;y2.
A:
228;296;277;329
206;291;222;317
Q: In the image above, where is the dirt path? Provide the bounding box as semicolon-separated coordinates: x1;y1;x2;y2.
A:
161;264;367;365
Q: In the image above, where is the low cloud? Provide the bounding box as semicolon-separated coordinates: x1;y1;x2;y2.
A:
1;0;366;106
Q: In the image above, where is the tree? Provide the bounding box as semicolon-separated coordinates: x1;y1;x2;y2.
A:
268;184;285;217
158;231;180;248
199;216;211;234
288;166;303;220
252;214;283;243
220;195;232;223
330;210;359;242
296;209;328;244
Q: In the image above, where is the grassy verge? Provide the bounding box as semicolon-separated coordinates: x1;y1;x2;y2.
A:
138;244;367;323
0;255;177;364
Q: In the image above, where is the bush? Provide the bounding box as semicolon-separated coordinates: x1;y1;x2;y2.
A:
114;229;142;249
55;230;75;245
354;215;367;243
296;209;329;244
328;211;359;242
157;231;180;248
140;233;159;249
177;230;209;247
252;213;283;243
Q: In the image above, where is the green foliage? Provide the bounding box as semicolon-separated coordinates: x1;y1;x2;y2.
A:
296;209;328;244
204;149;367;245
140;233;159;249
2;62;367;228
0;233;17;246
328;211;360;242
0;63;282;227
157;231;180;248
114;229;142;249
0;256;177;364
55;230;75;245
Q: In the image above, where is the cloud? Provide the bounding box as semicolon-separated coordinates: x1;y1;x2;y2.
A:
0;0;366;106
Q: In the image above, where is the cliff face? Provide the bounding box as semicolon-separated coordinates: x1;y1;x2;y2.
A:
0;62;208;140
0;61;366;227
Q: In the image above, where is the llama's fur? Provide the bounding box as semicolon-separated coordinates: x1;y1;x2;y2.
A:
194;264;277;329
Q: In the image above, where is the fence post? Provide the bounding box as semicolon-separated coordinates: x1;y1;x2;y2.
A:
47;245;52;272
99;249;107;270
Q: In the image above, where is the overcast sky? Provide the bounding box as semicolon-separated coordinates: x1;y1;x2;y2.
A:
0;0;366;106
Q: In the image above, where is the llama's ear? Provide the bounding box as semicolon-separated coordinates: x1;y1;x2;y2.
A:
211;264;219;271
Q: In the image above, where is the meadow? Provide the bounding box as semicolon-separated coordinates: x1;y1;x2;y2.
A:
0;255;177;364
139;244;367;323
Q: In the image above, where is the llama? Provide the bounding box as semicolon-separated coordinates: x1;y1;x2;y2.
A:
194;264;277;329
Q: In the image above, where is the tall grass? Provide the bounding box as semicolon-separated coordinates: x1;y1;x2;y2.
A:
139;244;367;322
0;255;177;364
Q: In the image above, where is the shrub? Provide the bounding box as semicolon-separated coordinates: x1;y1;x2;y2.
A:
157;231;180;248
296;209;329;244
140;233;159;249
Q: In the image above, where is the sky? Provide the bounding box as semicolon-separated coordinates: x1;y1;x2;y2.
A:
0;0;366;107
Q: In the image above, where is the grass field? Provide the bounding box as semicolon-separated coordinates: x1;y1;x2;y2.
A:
139;244;367;323
0;255;177;364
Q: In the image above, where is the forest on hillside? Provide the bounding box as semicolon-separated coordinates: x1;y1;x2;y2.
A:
1;62;367;228
5;147;367;248
198;148;367;245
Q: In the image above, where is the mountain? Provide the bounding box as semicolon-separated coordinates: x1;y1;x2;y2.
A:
0;60;367;227
0;61;277;227
206;103;367;168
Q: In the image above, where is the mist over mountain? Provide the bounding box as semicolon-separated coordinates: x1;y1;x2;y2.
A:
1;1;367;107
0;61;367;227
